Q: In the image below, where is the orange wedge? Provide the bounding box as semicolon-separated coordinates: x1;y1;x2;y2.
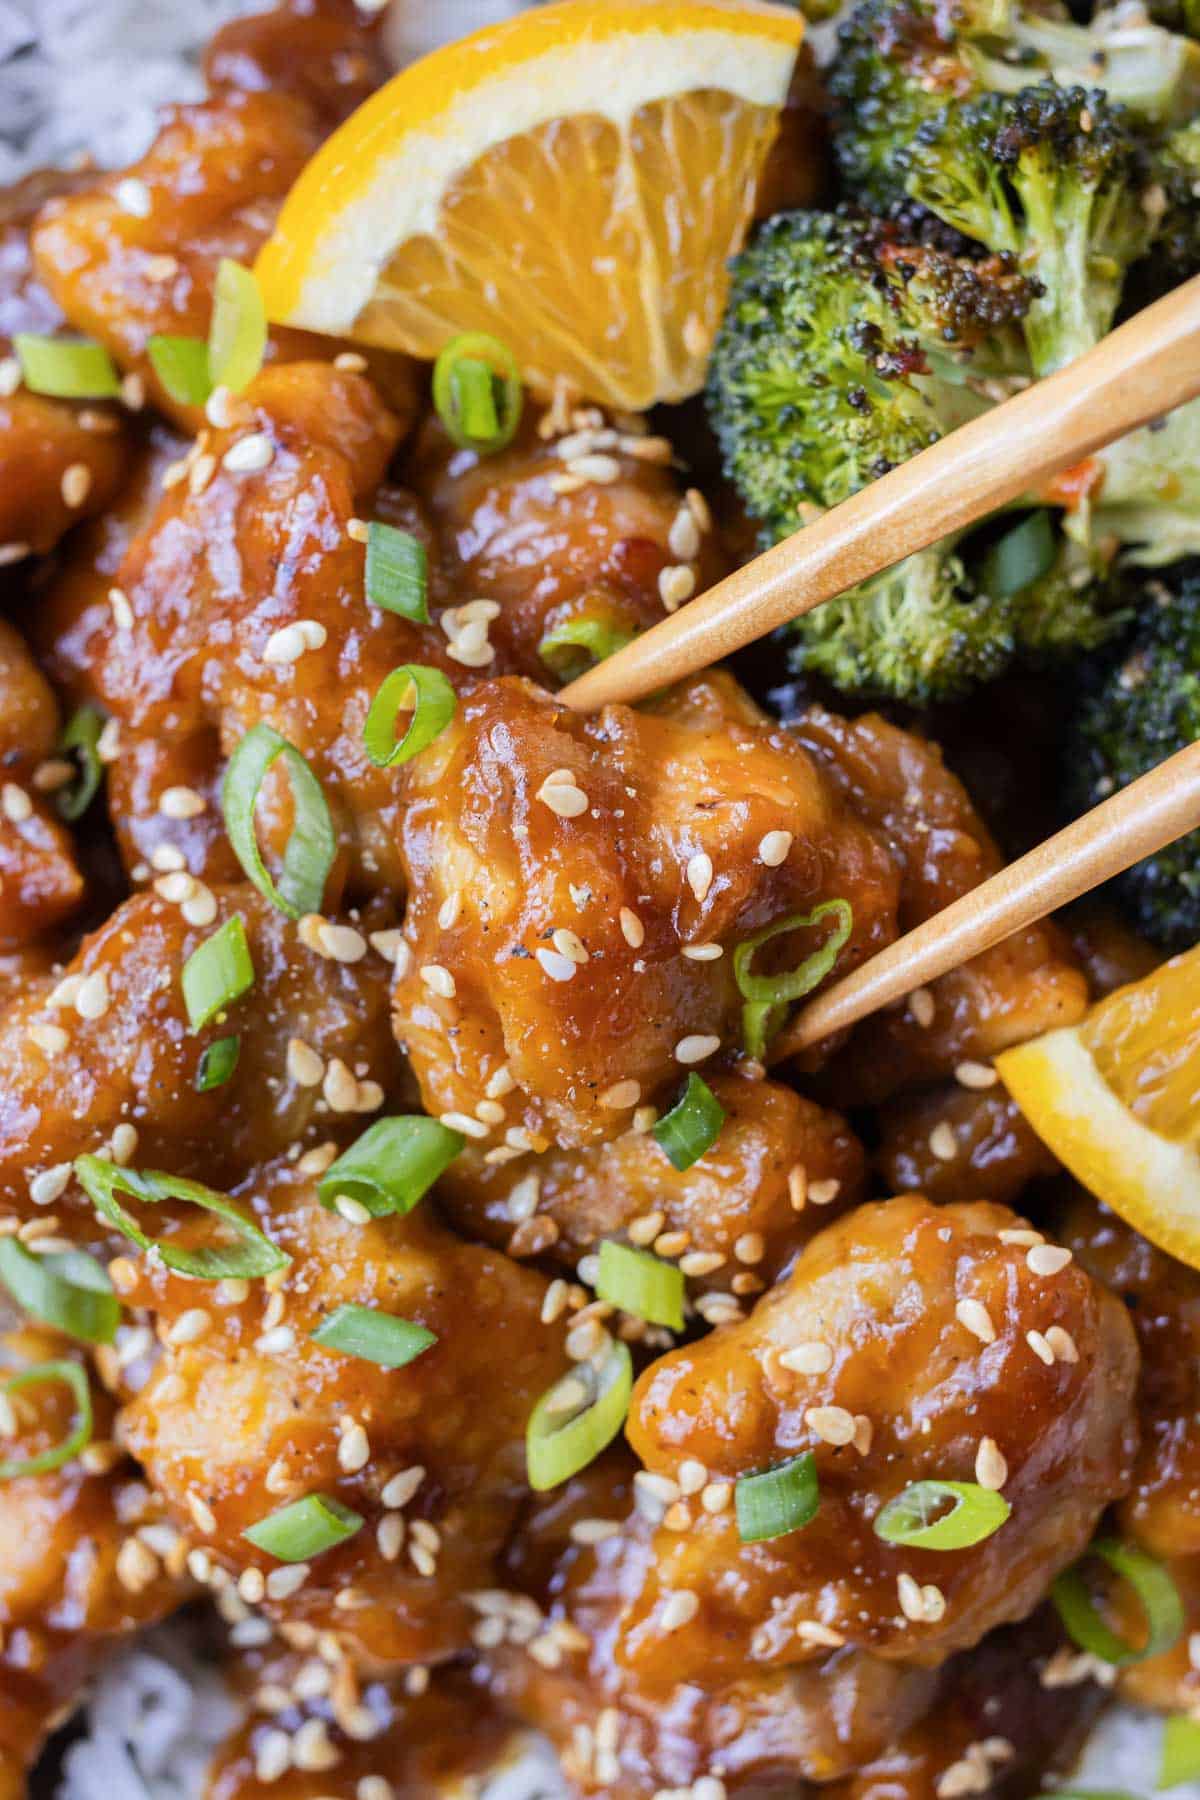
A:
254;0;804;409
997;943;1200;1266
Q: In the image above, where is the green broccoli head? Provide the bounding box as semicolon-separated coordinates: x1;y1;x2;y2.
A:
830;0;1200;213
907;82;1158;372
1137;114;1200;298
1065;562;1200;947
706;210;1041;701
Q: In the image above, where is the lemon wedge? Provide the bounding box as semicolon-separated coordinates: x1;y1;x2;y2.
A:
255;0;804;409
998;943;1200;1265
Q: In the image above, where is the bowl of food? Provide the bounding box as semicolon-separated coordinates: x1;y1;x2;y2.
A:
1;0;1199;1796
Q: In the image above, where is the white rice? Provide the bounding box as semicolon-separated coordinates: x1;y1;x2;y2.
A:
0;0;1184;1794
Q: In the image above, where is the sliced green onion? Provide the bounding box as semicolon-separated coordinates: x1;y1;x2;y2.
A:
874;1480;1012;1550
539;615;635;680
0;1361;92;1482
1052;1537;1184;1666
56;704;106;822
182;914;254;1031
221;724;335;920
243;1492;363;1562
365;523;429;623
74;1155;290;1282
363;665;456;769
596;1240;684;1331
979;509;1056;600
13;334;120;400
317;1117;464;1220
736;1451;819;1543
733;899;853;1060
527;1339;633;1491
147;334;211;407
196;1035;240;1092
433;332;523;454
0;1238;120;1344
208;258;266;394
310;1303;436;1368
653;1074;725;1173
1162;1717;1200;1790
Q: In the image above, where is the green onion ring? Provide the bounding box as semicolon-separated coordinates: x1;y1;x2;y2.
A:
527;1340;633;1491
596;1240;685;1331
652;1073;726;1173
243;1492;364;1562
539;615;635;680
0;1238;120;1344
432;332;523;454
221;724;336;920
734;899;853;1060
74;1154;290;1282
310;1303;436;1368
196;1035;241;1092
365;523;429;623
874;1479;1012;1550
363;665;457;769
317;1117;465;1220
56;704;106;822
1052;1536;1185;1666
736;1451;820;1543
0;1360;93;1481
182;914;255;1032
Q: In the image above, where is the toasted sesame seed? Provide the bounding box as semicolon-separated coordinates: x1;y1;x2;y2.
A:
680;1250;724;1278
660;1590;699;1632
700;1481;733;1515
797;1621;846;1649
780;1341;833;1375
257;1324;297;1355
734;1232;765;1265
28;1164;71;1207
909;987;936;1028
929;1122;958;1163
1026;1329;1056;1366
955;1298;996;1344
286;1038;324;1087
0;542;29;567
186;1490;218;1535
223;432;274;473
1027;1244;1073;1277
1;782;31;823
28;1022;69;1057
377;1514;405;1561
619;907;645;947
1045;1325;1079;1363
188;452;217;496
339;1422;370;1473
668;508;701;561
266;1563;311;1600
897;1572;927;1623
61;462;92;509
121;372;146;411
685;487;713;533
600;1079;641;1109
686;852;713;903
382;1465;425;1509
682;942;723;962
659;564;696;611
334;351;369;372
758;830;793;868
955;1060;998;1090
347;517;370;544
538;775;589;818
628;1210;664;1247
788;1165;808;1211
675;1033;720;1065
805;1405;856;1447
420;963;456;998
159;785;206;820
975;1436;1008;1490
167;1307;212;1346
808;1178;841;1206
567;453;621;484
114;177;152;216
116;1536;160;1593
439;1110;490;1140
75;971;110;1020
110;1122;138;1164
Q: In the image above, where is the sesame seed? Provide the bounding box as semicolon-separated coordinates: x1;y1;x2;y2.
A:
420;963;456;998
61;462;92;509
116;1536;160;1593
805;1405;856;1446
338;1422;370;1473
110;1122;138;1164
538;775;589;818
223;432;274;473
600;1079;641;1109
570;1517;620;1545
758;830;793;868
437;890;462;931
114;177;152;216
439;1110;490;1140
682;942;722;961
701;1481;732;1514
475;1099;506;1125
188;452;217;496
955;1298;996;1344
686;487;713;533
779;1341;833;1375
318;922;367;963
167;1307;212;1346
536;947;577;983
1045;1325;1079;1363
381;1465;425;1509
675;1034;720;1065
121;372;146;411
619;907;645;948
797;1621;846;1649
788;1165;808;1210
929;1122;958;1163
808;1178;841;1206
347;517;370;544
1;782;32;823
975;1437;1007;1490
955;1060;998;1090
75;971;110;1020
1027;1244;1073;1277
286;1038;324;1088
186;1490;218;1535
668;507;701;562
28;1022;69;1057
257;1325;297;1355
266;1563;310;1600
182;885;217;928
660;1590;699;1632
369;929;410;969
734;1232;764;1265
909;987;935;1028
1026;1329;1056;1366
897;1572;928;1623
28;1164;71;1207
685;852;713;902
254;1729;292;1784
377;1514;405;1561
566;453;621;484
659;564;696;610
0;543;29;567
159;785;206;820
679;1251;724;1277
0;357;19;396
334;351;369;372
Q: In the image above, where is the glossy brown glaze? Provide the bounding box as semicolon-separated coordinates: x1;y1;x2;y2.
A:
0;619;83;948
877;1082;1058;1208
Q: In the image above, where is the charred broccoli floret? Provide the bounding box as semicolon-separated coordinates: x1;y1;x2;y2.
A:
706;210;1035;700
1079;395;1200;563
980;508;1129;653
906;83;1158;372
1065;562;1200;946
830;0;1200;212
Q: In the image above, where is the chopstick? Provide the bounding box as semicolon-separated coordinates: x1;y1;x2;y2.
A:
768;739;1200;1060
560;272;1200;713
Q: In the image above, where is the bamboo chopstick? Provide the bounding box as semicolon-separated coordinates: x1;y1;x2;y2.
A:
560;272;1200;713
768;739;1200;1060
